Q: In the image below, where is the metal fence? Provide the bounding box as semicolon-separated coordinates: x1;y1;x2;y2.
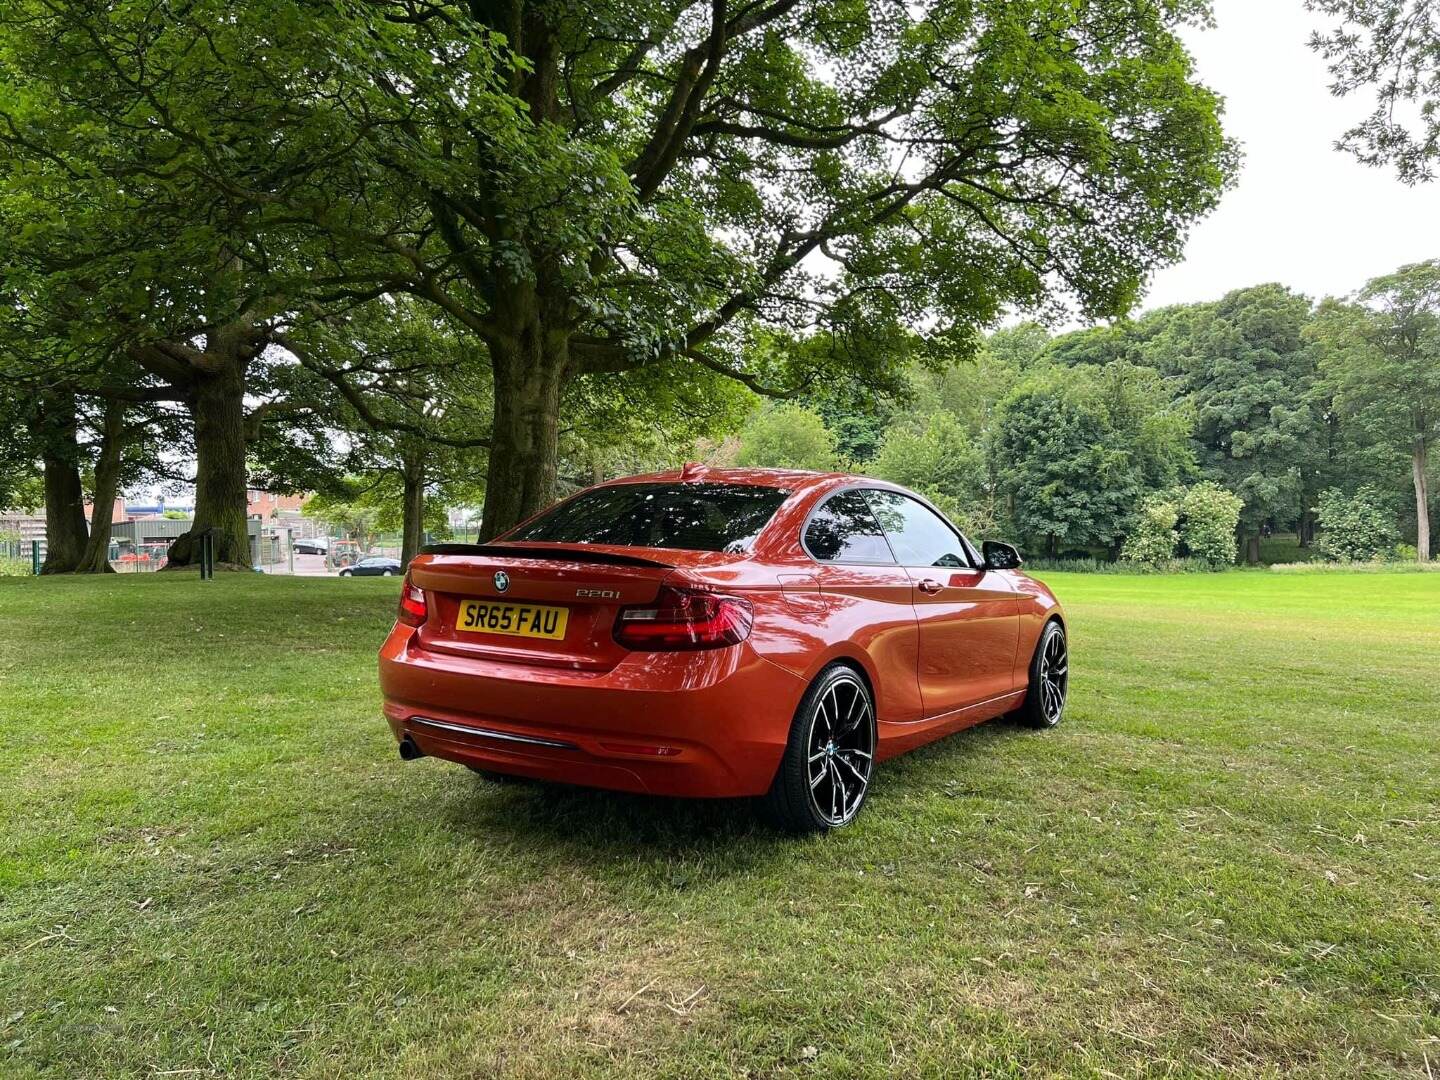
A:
111;541;170;572
0;535;36;576
1;528;399;576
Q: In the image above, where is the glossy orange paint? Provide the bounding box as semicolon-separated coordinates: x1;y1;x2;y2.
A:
378;467;1064;797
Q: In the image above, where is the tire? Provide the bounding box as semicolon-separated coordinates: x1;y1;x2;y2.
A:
763;664;876;833
339;569;352;577
1018;621;1068;729
382;569;395;576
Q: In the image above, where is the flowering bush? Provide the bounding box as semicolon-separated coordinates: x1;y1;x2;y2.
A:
1315;487;1401;562
1121;494;1179;566
1178;482;1242;567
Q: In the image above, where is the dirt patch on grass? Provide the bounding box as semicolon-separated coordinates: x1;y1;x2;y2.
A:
450;873;720;1039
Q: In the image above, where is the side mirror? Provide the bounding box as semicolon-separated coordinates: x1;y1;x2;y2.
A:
982;540;1023;570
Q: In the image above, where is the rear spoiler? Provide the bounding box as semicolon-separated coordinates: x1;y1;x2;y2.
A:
418;543;674;569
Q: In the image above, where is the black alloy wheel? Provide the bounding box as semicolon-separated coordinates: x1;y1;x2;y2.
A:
1019;621;1068;729
765;665;876;832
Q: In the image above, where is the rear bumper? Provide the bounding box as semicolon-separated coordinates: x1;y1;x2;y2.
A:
378;624;805;797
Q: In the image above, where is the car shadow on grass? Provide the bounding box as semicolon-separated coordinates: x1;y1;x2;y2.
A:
427;714;1039;875
442;777;786;863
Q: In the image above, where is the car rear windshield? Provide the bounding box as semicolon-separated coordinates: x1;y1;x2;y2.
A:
509;483;788;553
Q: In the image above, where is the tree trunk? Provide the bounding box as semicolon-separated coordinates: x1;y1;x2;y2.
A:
165;344;252;569
35;392;89;574
1245;533;1261;565
477;321;567;541
400;450;426;567
1414;436;1431;563
1298;510;1316;548
76;400;126;574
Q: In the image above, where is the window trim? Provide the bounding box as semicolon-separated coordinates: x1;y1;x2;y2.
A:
799;486;899;566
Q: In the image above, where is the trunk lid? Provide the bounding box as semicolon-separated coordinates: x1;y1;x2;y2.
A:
408;544;694;672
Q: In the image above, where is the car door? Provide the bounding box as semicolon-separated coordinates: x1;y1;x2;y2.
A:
861;490;1019;718
802;489;923;725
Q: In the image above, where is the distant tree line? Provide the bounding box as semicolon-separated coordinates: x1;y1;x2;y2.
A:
731;265;1440;565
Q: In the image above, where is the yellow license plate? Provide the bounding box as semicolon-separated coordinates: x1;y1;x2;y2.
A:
457;600;569;640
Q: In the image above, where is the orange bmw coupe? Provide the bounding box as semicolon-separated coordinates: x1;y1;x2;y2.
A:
379;467;1067;831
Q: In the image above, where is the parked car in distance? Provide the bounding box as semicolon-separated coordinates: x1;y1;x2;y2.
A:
379;466;1067;832
340;556;402;577
293;538;329;555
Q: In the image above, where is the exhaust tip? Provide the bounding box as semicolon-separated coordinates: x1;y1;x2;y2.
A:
398;736;424;761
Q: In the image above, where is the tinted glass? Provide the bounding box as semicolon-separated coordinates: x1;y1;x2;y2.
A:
804;491;894;563
510;483;788;552
863;490;969;568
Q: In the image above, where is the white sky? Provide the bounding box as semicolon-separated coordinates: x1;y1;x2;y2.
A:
1140;0;1440;312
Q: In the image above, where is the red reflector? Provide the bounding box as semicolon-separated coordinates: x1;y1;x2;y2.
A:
597;741;682;757
613;585;752;651
397;575;427;627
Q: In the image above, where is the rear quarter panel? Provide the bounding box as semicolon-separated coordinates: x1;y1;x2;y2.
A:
743;565;923;726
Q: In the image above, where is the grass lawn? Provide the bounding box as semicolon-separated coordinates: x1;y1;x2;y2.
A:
2;571;1437;1078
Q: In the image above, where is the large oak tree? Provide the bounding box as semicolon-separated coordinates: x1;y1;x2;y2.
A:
3;0;1237;540
300;0;1238;537
0;4;349;567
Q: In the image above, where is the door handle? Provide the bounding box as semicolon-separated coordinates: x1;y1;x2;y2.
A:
917;578;943;594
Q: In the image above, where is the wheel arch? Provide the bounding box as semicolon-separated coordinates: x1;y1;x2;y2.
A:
802;648;881;717
823;654;876;708
1013;581;1065;679
1025;612;1066;671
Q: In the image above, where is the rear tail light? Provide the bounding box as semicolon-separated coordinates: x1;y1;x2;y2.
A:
397;575;428;627
614;585;753;651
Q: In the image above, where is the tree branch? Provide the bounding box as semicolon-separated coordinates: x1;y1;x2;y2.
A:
628;0;730;201
276;334;492;449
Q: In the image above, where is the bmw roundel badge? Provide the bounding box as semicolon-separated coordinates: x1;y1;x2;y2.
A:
493;570;510;593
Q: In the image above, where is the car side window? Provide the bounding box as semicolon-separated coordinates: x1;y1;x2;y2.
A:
803;490;895;563
862;490;970;568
